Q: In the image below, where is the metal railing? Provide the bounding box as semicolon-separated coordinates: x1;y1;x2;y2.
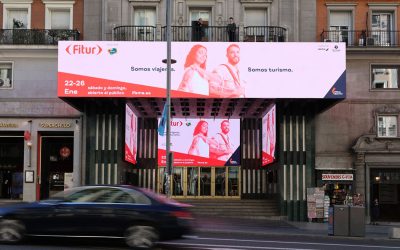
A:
113;25;286;42
113;25;156;41
0;29;80;45
320;30;400;47
243;26;286;42
161;26;240;42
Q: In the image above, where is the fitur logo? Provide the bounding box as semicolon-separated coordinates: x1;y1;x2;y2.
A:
65;44;103;55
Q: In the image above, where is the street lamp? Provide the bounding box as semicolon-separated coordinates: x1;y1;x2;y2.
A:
161;0;176;197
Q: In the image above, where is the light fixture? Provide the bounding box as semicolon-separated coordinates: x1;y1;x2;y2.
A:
375;176;381;182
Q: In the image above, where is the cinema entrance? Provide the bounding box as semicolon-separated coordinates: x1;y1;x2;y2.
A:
158;166;240;198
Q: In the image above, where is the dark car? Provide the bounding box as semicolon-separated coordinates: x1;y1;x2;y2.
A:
0;185;193;249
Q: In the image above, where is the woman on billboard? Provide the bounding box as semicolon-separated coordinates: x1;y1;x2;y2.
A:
177;45;218;96
188;120;214;157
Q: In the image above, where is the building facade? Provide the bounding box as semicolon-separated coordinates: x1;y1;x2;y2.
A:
0;0;83;201
317;0;400;221
64;0;324;222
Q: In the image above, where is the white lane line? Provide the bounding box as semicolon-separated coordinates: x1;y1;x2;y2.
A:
189;237;400;249
162;242;316;250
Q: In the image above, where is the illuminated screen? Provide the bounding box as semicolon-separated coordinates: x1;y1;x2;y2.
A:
125;104;137;164
58;42;346;99
262;104;276;166
158;118;240;166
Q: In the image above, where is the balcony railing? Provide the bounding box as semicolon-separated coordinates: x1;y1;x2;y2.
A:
113;26;156;41
160;26;240;42
320;30;400;47
113;25;287;42
0;29;80;45
243;26;286;42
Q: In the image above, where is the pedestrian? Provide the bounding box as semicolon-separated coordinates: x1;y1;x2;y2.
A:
227;17;236;42
371;198;380;225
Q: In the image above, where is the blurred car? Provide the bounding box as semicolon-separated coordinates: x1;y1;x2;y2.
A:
0;185;193;249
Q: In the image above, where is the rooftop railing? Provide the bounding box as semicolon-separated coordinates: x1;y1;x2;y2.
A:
320;30;400;47
0;29;80;45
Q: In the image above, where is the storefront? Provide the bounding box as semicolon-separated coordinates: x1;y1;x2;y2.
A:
316;170;355;206
0;118;81;201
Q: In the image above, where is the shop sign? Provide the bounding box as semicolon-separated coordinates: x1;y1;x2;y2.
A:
0;122;18;128
322;174;353;181
39;123;72;128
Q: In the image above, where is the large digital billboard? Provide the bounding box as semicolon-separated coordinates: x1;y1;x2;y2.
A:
58;42;346;99
262;104;276;166
125;104;137;164
158;118;240;166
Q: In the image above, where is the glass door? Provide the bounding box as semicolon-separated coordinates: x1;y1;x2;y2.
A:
215;167;226;196
200;167;211;196
187;167;199;196
158;166;240;198
372;13;393;46
228;166;240;196
172;167;184;196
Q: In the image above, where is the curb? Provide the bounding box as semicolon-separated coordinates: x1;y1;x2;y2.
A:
194;228;400;242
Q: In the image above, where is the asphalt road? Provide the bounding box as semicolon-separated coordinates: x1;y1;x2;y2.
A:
1;232;399;250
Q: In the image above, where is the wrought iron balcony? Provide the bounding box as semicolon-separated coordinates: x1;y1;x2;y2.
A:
113;25;287;42
320;30;400;47
160;26;240;42
0;29;80;45
113;26;156;41
243;26;286;42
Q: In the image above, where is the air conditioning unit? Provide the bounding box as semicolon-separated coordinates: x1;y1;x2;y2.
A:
366;37;375;46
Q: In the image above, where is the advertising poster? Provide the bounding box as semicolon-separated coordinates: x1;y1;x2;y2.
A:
125;104;137;164
58;42;346;99
262;104;276;166
158;118;240;166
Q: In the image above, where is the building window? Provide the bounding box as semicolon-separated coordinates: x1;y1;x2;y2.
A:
371;65;399;89
244;9;268;41
370;12;394;46
328;11;352;44
0;62;13;89
49;9;71;29
377;115;397;137
3;8;30;29
44;2;74;29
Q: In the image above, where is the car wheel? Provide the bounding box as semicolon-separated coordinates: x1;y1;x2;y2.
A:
0;219;25;244
124;225;159;249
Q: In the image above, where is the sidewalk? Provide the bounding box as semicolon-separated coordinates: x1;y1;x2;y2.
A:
193;215;400;241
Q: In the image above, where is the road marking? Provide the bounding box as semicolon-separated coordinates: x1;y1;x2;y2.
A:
190;237;400;249
162;242;316;250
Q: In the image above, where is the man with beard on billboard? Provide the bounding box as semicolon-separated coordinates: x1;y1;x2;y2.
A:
209;44;245;98
209;120;234;161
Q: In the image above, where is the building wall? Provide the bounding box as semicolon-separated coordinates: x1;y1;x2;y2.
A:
0;0;84;201
85;0;316;42
316;0;400;221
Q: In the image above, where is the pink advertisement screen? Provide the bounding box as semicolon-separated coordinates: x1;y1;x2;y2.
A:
262;104;276;166
158;118;240;166
125;104;137;164
58;42;346;99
